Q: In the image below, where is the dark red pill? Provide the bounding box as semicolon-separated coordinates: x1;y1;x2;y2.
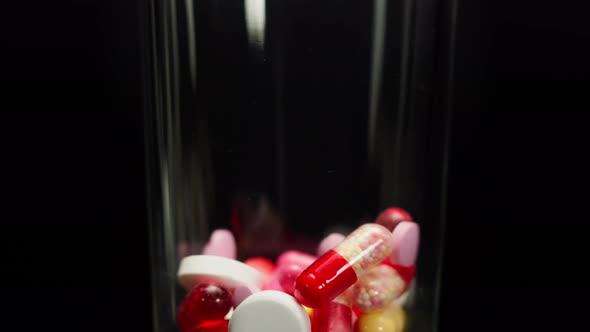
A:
177;283;232;332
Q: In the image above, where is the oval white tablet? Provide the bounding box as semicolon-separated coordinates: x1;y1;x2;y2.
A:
177;255;262;291
230;291;311;332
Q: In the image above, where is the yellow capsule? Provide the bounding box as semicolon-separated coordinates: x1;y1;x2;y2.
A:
356;305;406;332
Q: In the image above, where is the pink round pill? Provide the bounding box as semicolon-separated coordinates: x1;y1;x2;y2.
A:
317;233;346;256
202;229;237;259
276;250;317;269
233;284;261;307
262;277;285;292
277;264;304;295
390;221;420;267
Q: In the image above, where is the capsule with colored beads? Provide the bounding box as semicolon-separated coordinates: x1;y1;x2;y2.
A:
349;264;406;313
294;223;394;308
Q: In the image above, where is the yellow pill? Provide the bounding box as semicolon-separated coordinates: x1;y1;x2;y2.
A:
356;305;406;332
302;305;313;318
389;305;406;332
357;311;397;332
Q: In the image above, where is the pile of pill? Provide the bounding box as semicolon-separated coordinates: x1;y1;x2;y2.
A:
176;207;420;332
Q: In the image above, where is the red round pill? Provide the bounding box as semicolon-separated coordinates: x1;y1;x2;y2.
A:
193;319;229;332
177;283;233;332
375;207;413;232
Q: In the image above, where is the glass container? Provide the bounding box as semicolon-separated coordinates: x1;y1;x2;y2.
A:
142;0;450;331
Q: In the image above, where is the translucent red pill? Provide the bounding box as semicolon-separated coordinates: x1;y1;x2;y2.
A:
312;299;353;332
193;320;229;332
177;283;232;332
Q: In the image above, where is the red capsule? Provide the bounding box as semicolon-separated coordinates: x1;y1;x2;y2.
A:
294;224;394;308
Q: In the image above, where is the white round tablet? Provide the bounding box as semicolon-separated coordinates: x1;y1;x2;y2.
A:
177;255;263;291
230;291;311;332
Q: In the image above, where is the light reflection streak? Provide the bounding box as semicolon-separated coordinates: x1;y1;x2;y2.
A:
245;0;266;49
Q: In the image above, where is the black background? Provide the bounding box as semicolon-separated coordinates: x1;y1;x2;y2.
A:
2;1;150;331
2;0;589;331
442;1;589;331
